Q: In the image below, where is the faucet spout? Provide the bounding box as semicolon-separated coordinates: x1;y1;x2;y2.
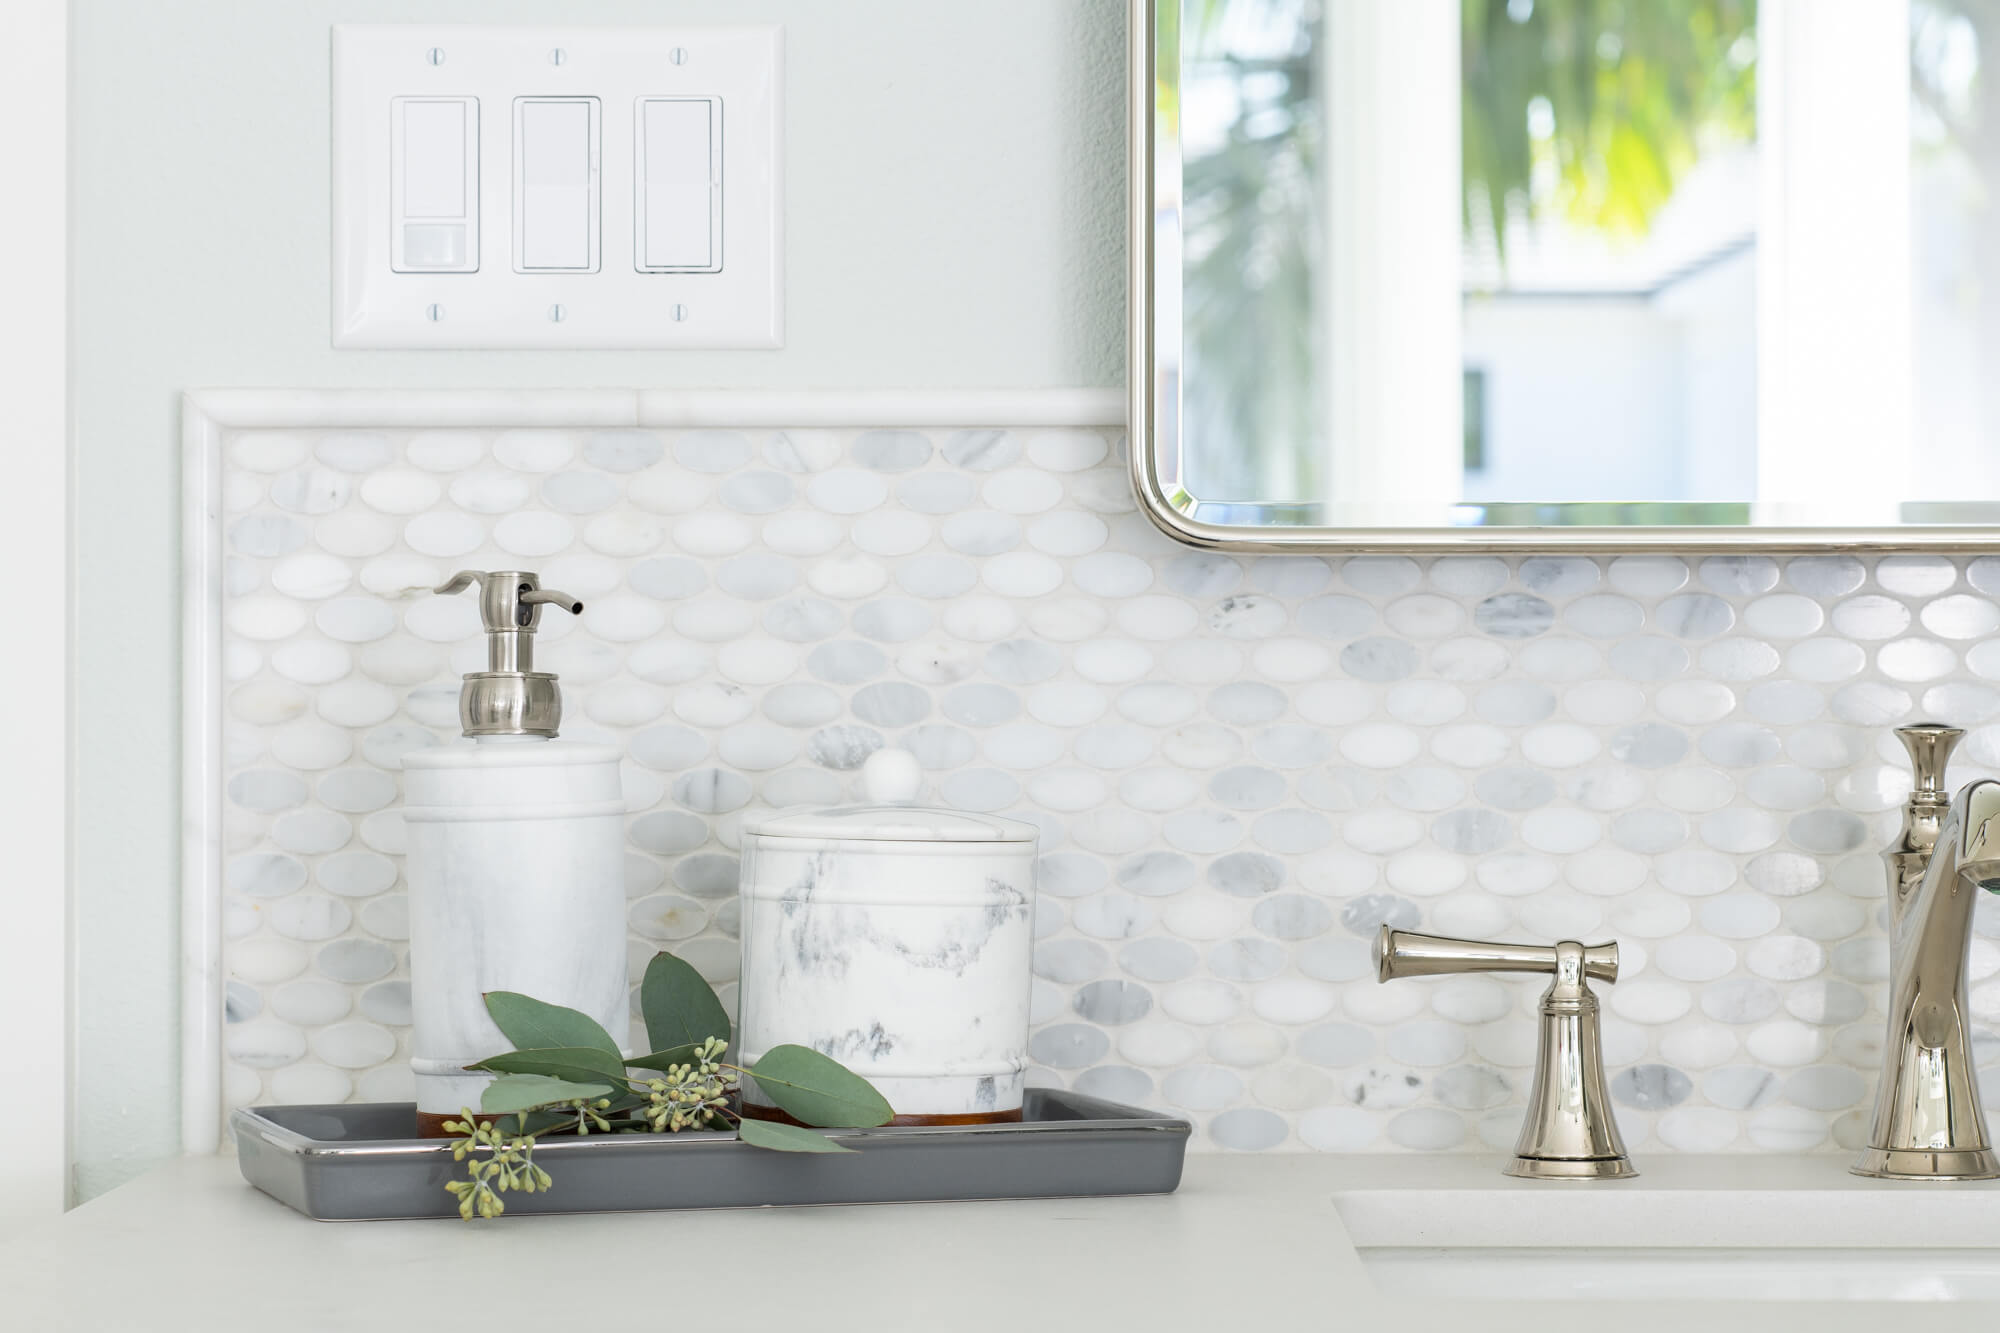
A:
1854;774;2000;1180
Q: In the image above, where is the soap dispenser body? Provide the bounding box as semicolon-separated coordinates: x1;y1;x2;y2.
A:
403;740;628;1130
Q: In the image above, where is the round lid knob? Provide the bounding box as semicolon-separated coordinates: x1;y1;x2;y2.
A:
862;748;923;805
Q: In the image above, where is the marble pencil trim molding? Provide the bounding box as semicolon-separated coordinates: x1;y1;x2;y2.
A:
187;388;2000;1158
183;388;1129;432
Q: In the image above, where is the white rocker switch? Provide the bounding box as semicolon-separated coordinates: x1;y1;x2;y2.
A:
637;96;722;273
391;96;478;273
513;96;600;273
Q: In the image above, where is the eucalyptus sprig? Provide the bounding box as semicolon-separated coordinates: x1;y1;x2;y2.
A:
441;951;893;1218
642;1035;731;1131
442;1116;552;1220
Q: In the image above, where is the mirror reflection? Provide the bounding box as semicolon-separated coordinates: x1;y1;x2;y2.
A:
1157;0;2000;533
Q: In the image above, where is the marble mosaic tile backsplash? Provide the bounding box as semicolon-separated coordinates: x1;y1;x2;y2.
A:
214;421;2000;1154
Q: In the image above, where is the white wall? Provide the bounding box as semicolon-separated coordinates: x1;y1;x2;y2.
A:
70;0;1127;1199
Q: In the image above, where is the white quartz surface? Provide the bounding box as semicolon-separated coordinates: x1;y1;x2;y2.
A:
11;1152;2000;1330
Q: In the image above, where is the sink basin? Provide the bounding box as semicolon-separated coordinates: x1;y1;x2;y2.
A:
1329;1154;2000;1303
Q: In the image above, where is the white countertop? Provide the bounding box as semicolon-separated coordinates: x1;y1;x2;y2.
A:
9;1151;2000;1330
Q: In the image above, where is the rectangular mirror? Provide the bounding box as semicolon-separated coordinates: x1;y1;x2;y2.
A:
1131;0;2000;550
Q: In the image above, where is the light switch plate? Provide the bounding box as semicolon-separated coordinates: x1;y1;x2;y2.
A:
332;25;781;349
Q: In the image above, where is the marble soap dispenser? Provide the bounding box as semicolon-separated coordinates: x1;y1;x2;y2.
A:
403;570;628;1134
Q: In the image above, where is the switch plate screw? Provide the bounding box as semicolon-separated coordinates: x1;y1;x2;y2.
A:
672;304;689;322
551;48;566;66
549;305;566;323
670;47;689;65
426;304;445;322
426;47;445;65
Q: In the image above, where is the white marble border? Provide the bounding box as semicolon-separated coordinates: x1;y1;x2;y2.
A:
179;386;1126;1154
181;402;224;1155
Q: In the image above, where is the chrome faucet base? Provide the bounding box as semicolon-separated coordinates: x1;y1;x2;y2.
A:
1851;1146;2000;1181
1506;1156;1639;1182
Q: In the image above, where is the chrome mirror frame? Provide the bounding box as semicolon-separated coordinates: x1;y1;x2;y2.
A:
1126;0;2000;554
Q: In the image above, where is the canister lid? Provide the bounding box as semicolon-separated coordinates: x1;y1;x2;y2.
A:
742;748;1038;843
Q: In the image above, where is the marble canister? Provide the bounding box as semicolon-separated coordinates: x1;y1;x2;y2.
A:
737;749;1038;1122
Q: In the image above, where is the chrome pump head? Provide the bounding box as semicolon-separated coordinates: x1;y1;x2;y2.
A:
431;570;585;738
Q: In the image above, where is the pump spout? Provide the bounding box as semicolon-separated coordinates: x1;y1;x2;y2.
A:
522;589;584;616
1855;773;2000;1179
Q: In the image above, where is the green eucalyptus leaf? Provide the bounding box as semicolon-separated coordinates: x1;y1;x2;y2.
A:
745;1045;894;1128
479;1074;613;1116
483;991;622;1057
640;953;732;1055
470;1046;633;1088
737;1117;854;1154
624;1044;702;1075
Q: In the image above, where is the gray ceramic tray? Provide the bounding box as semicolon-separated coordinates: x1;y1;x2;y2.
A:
232;1089;1192;1220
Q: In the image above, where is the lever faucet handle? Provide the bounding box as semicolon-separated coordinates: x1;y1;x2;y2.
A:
1897;722;1965;800
1377;926;1635;1181
1376;928;1618;985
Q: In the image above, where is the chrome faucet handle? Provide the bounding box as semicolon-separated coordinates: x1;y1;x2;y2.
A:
1377;927;1636;1181
1887;722;1967;917
1375;930;1618;984
1897;722;1964;801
